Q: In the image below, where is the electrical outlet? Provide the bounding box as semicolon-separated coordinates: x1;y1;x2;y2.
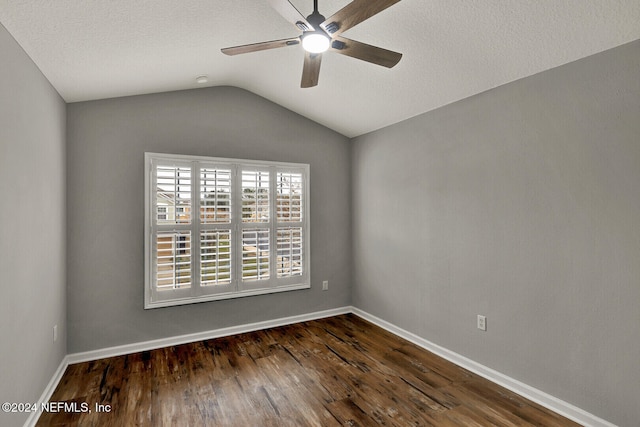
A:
322;280;328;291
53;325;58;342
477;315;487;331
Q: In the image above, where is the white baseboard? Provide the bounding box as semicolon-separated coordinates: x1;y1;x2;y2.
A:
351;307;616;427
23;355;71;427
66;306;351;364
28;305;616;427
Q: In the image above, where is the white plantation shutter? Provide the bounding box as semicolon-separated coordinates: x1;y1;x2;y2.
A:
277;172;303;222
241;168;271;285
200;167;232;224
242;170;270;223
199;165;234;291
145;153;309;308
277;227;303;277
149;160;195;304
200;230;232;286
276;172;305;279
156;165;192;225
156;231;192;289
242;229;271;281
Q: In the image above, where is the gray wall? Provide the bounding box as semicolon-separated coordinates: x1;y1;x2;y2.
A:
66;86;351;353
0;24;67;427
5;14;638;424
352;40;640;426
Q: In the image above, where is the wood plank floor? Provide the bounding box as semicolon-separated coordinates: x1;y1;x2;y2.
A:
37;314;581;426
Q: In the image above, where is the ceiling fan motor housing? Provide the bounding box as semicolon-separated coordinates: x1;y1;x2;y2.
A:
306;11;327;31
301;10;331;53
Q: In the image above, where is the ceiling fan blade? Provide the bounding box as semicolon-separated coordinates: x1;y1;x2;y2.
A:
221;37;300;56
266;0;314;30
321;0;401;36
330;36;402;68
301;51;322;88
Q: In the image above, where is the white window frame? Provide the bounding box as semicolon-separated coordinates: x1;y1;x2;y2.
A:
145;152;310;309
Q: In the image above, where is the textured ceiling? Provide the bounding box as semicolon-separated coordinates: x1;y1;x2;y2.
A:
1;0;639;137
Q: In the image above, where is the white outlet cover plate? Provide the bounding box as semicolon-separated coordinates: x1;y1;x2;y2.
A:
477;315;487;331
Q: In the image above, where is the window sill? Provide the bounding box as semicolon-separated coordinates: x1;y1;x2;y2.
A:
144;282;311;309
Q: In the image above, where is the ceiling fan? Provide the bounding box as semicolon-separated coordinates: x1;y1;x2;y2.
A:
221;0;403;88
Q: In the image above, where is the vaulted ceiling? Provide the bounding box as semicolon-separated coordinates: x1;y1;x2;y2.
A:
1;0;639;137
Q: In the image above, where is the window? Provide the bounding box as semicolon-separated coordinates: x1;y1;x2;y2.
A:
145;153;310;308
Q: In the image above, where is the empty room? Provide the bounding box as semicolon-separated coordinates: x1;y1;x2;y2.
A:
1;1;639;426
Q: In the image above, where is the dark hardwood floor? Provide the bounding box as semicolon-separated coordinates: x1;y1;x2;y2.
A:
37;314;580;426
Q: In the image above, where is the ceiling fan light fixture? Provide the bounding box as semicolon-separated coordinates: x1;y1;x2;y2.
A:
302;31;330;53
221;0;404;88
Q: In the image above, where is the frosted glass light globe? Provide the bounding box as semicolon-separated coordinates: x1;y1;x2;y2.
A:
302;32;330;53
